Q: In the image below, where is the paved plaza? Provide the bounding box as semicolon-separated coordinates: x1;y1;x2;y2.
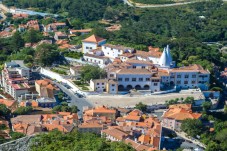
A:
86;92;202;108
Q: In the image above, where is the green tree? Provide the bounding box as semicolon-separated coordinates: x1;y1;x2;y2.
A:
23;28;43;43
71;105;78;113
135;102;147;112
206;141;220;151
183;97;194;104
80;65;106;82
30;130;135;151
35;44;60;66
11;31;25;52
215;128;227;142
202;101;212;113
10;131;25;140
13;106;33;115
0;104;10;116
181;119;204;138
52;104;78;113
224;105;227;114
0;124;7;130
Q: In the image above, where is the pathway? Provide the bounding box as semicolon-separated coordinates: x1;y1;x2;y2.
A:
123;0;227;8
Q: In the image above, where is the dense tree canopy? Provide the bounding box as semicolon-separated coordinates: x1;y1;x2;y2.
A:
35;44;61;66
0;104;10;116
135;102;147;112
181;119;204;138
13;106;33;115
3;0;123;21
30;130;135;151
80;65;106;82
52;103;78;113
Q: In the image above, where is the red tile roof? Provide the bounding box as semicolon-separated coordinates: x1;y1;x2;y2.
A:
82;35;106;43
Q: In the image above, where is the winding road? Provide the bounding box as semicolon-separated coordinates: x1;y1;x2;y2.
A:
123;0;227;8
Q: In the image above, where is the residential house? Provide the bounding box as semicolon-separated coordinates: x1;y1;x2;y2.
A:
11;112;78;135
13;14;29;19
101;127;130;141
69;29;92;35
82;35;106;54
83;106;117;122
162;104;202;130
0;117;10;139
69;65;83;79
124;138;156;151
26;20;40;31
54;32;68;41
35;79;59;99
105;24;121;32
0;99;17;111
44;22;66;32
0;31;13;38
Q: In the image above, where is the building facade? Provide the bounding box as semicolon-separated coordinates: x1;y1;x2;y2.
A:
1;61;30;99
82;35;106;54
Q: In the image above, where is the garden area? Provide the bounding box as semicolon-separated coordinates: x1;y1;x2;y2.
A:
64;51;83;59
51;68;68;75
73;80;90;91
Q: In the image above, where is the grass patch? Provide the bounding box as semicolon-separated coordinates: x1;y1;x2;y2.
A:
73;80;89;91
64;51;83;59
81;86;89;91
51;68;67;75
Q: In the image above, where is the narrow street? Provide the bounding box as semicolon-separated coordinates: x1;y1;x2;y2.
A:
54;82;94;118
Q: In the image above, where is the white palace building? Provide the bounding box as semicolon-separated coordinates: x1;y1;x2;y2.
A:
82;35;210;94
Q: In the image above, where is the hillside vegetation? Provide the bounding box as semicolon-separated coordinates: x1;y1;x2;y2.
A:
30;130;135;151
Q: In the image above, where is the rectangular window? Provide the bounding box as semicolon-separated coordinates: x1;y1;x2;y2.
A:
110;74;114;77
118;78;122;81
185;75;189;78
184;81;188;84
90;47;92;49
192;75;196;78
112;84;115;86
177;81;181;84
154;83;158;86
192;81;196;84
112;89;114;91
133;66;136;68
146;78;150;81
142;66;145;69
132;78;136;82
177;75;181;78
86;47;89;49
102;83;104;85
125;78;129;81
97;83;99;85
139;78;143;81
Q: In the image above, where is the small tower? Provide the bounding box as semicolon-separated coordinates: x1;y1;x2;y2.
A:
166;45;172;64
159;48;170;68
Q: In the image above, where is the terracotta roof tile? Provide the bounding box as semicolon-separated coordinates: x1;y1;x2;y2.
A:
102;128;129;140
82;35;106;43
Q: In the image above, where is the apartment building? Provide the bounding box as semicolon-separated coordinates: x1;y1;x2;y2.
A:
1;61;30;99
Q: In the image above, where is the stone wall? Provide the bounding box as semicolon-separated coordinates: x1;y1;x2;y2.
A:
0;135;35;151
